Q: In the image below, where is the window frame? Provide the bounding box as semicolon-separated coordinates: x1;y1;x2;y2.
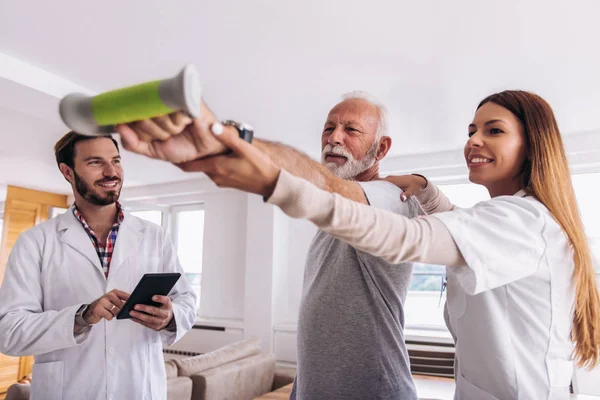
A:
571;172;600;274
170;203;205;253
125;202;206;312
405;270;448;332
0;213;4;248
170;203;205;313
129;208;166;227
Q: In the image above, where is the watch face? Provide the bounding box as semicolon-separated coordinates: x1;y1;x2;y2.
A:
76;304;87;319
76;304;90;326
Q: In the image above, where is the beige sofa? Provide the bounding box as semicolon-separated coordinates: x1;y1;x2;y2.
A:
6;337;293;400
166;359;194;400
168;336;292;400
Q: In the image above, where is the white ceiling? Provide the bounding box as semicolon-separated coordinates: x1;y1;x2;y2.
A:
1;0;599;198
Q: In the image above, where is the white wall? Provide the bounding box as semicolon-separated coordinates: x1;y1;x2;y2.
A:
198;190;248;321
278;219;316;325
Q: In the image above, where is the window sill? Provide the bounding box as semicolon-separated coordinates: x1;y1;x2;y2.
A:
273;323;454;347
405;327;454;345
274;323;298;333
194;316;244;330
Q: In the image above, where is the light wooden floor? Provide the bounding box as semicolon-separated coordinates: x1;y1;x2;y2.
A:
252;375;456;400
254;383;293;399
254;375;600;400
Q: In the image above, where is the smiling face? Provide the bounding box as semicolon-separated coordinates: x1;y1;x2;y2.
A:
61;137;124;206
320;98;381;180
464;102;529;197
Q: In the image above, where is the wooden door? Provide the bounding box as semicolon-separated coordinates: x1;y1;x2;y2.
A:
0;186;68;396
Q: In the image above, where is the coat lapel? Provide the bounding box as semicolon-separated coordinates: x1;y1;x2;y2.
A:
57;210;104;275
108;212;145;277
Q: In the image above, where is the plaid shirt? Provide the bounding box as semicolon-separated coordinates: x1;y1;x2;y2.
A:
73;203;125;278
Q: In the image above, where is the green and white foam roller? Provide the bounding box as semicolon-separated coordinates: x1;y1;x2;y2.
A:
59;65;202;136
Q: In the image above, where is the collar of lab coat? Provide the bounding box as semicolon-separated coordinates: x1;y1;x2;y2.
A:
56;208;146;279
514;189;527;197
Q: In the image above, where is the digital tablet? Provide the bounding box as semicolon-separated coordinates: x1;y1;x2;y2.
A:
116;272;181;320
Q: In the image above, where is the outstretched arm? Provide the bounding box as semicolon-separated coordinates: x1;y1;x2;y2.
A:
117;101;367;204
119;117;464;266
268;170;465;267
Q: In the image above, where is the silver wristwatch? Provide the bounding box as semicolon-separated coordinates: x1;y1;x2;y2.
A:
221;120;254;143
75;304;90;327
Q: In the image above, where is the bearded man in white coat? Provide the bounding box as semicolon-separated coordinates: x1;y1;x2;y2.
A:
0;132;197;400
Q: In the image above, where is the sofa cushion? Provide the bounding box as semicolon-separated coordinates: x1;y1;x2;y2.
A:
167;376;193;400
189;353;275;400
175;337;261;377
164;359;179;379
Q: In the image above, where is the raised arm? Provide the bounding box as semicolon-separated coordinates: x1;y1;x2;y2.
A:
268;170;465;267
117;101;367;204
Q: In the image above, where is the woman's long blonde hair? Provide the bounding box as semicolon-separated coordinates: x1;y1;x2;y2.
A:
478;90;600;368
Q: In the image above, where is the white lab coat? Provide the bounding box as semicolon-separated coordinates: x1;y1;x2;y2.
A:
0;209;197;400
435;191;575;400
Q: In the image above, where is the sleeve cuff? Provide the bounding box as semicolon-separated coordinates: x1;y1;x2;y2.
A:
160;303;183;346
266;169;301;207
66;304;93;346
415;181;440;205
266;169;334;221
432;213;482;295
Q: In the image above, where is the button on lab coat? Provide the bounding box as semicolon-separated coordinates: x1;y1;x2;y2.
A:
435;191;575;400
0;210;197;400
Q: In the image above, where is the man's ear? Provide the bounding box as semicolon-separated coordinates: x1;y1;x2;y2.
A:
376;136;392;161
59;163;74;184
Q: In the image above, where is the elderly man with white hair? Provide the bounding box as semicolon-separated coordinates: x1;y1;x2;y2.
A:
118;91;421;400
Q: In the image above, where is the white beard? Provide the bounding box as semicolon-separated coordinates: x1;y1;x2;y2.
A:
321;140;379;180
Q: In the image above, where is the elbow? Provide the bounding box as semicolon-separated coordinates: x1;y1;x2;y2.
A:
0;347;21;357
0;342;9;356
0;335;21;357
0;322;12;355
0;319;28;357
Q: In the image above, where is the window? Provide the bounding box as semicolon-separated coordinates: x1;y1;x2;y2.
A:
406;263;447;329
49;207;68;219
405;182;489;330
130;210;163;226
172;205;205;309
129;205;204;310
572;173;600;272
